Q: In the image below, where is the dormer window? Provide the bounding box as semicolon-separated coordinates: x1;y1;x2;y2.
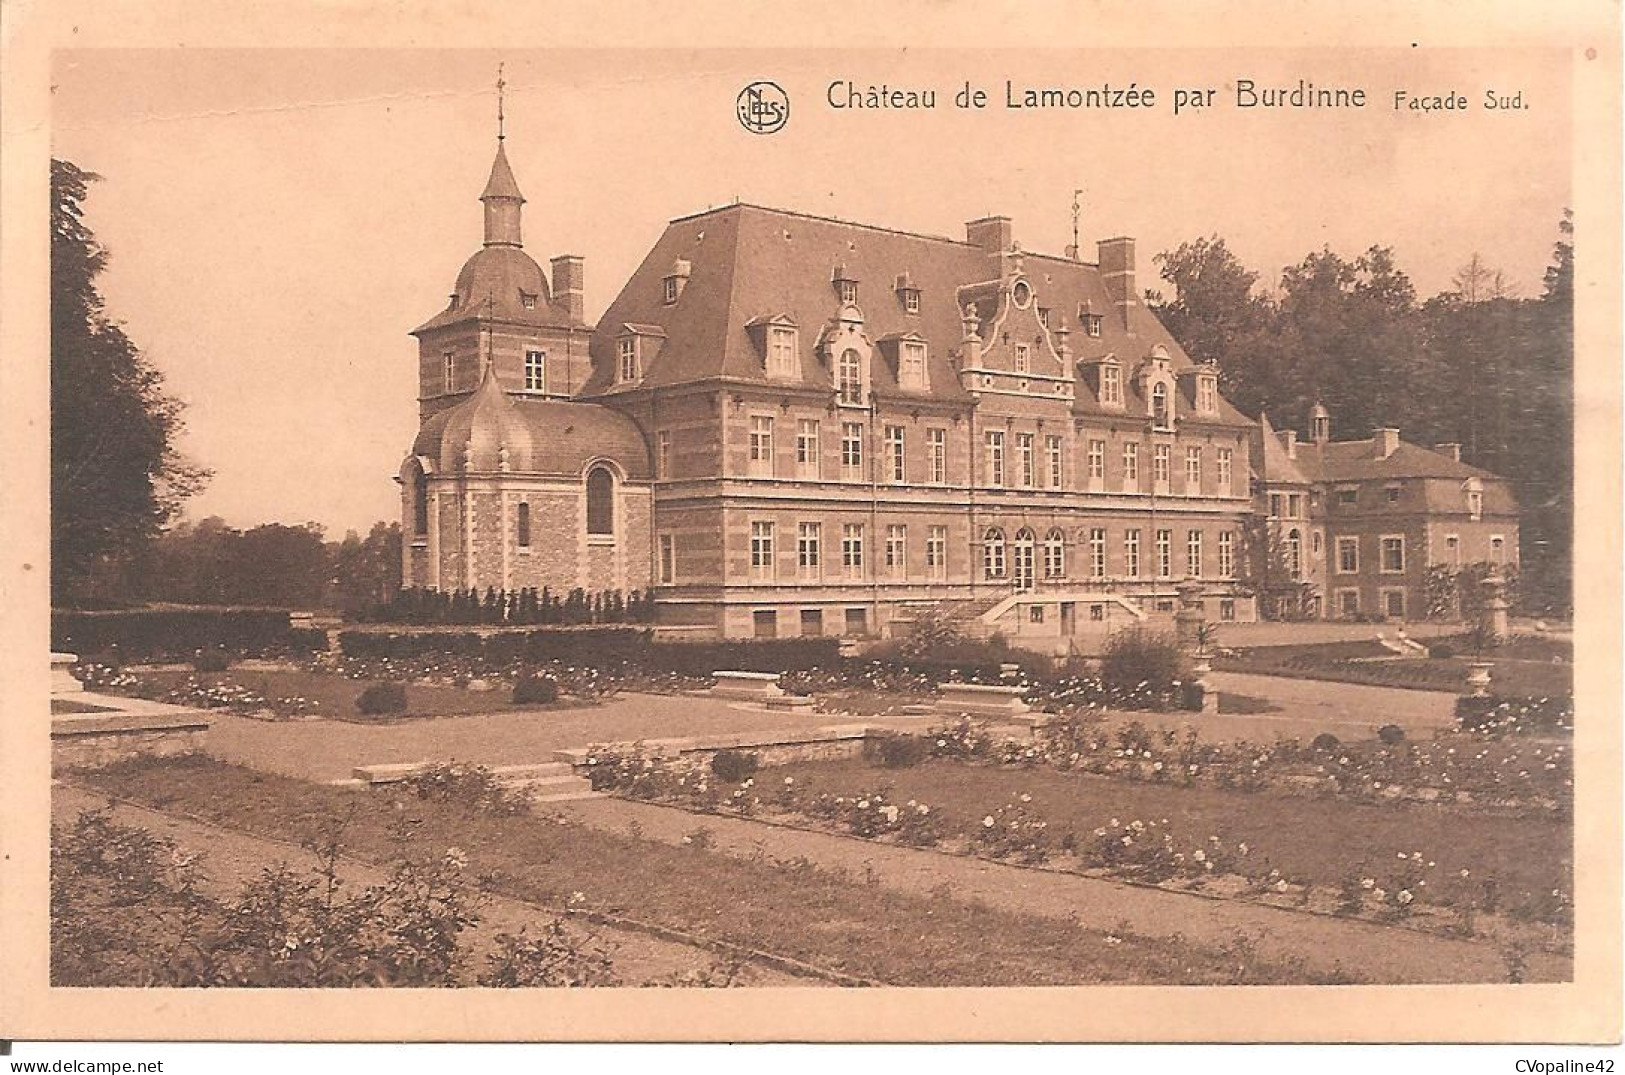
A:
900;340;927;390
768;325;799;379
1086;314;1104;338
1464;478;1484;520
520;291;538;310
663;258;691;305
618;338;639;383
833;265;859;305
837;348;863;404
1101;363;1123;406
663;277;679;304
1037;307;1050;328
1151;382;1170;428
895;273;921;314
1196;374;1218;414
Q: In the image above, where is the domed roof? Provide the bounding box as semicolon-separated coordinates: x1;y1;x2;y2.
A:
412;363;651;479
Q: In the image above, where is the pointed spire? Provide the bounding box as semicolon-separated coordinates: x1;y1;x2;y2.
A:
480;100;525;247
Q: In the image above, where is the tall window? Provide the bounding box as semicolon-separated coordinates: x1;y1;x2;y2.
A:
840;422;864;478
927;526;948;580
1288;529;1303;579
1197;376;1217;413
1155;529;1172;578
1089;527;1107;578
838;349;863;404
658;534;676;584
841;524;864;576
885;524;907;578
1014;343;1031;373
1467;486;1484;520
985;431;1005;487
1123;442;1139;487
1445;534;1461;566
1151;383;1169;427
885;425;906;483
656;430;671;479
838;279;858;305
1087;439;1105;482
797;522;822;577
1012;529;1036;590
1124;529;1141;578
1046;528;1067;579
796;419;820;478
768;326;798;379
1185;447;1202;490
1016;433;1035;487
900;341;927;389
1046;435;1063;488
524;349;546;392
927;428;947;484
983;527;1006;579
1187;530;1203;577
1218;530;1234;577
1153;444;1171;485
412;467;428;537
1216;447;1233;491
618;338;638;382
748;415;774;476
517;502;531;548
586;466;615;536
1380;535;1406;573
1336;537;1359;574
750;522;775;579
442;351;455;394
1101;363;1122;405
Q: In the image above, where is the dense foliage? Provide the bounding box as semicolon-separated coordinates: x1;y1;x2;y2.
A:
51;606;322;661
1149;218;1574;616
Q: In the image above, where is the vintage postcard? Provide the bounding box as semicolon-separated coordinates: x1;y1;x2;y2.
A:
1;0;1619;1047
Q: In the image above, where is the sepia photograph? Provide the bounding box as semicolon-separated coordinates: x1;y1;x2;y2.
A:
3;3;1619;1049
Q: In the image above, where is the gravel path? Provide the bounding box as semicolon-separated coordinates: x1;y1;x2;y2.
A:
552;795;1569;985
52;781;819;987
1201;671;1458;737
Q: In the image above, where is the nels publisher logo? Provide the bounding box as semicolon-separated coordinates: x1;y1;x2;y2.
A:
737;81;789;134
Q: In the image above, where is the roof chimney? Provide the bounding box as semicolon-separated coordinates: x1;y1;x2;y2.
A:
550;255;585;324
966;216;1013;255
1434;442;1461;462
1281;430;1297;460
1375;428;1400;458
1097;237;1137;329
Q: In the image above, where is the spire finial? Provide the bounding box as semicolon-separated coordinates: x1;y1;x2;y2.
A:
496;62;506;141
1071;187;1083;259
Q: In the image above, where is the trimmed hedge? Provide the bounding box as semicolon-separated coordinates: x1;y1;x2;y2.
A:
51;607;315;661
336;627;841;677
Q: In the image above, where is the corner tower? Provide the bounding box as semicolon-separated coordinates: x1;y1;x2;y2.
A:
410;104;594;422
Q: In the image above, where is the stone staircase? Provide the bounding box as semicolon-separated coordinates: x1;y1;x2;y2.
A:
338;760;601;804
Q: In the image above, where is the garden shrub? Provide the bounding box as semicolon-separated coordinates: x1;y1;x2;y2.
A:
1456;694;1574;736
356;682;409;716
1427;642;1456;659
512;674;559;706
1100;629;1184;699
862;732;929;769
709;749;760;784
1377;724;1406;745
409;761;530;816
52;606;295;662
1310;733;1341;752
191;647;231;672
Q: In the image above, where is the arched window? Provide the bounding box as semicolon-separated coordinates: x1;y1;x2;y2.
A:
1287;528;1302;579
1012;528;1036;591
412;466;429;538
1151;382;1169;427
983;527;1006;579
516;502;531;548
837;349;863;405
586;466;615;536
1043;528;1066;579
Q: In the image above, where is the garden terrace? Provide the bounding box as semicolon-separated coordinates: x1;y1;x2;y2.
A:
64;755;1344;986
1213;636;1573;699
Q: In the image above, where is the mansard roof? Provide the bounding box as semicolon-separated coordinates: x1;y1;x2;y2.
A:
1295;438;1502;483
581;203;1214;412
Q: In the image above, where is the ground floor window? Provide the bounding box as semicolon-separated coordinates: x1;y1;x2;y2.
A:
1337;589;1359;617
844;607;868;636
1382;588;1406;619
1089;604;1105;621
800;608;824;636
1220;598;1236;621
1028;605;1045;624
753;609;778;638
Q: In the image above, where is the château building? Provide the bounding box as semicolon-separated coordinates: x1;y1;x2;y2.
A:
397;129;1517;640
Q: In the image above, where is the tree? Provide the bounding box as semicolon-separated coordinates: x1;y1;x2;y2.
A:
52;159;206;603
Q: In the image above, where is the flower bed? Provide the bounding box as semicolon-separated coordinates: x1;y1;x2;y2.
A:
1215;641;1573;700
582;748;1572;950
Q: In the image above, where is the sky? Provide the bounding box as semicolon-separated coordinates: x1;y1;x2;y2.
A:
50;48;1572;536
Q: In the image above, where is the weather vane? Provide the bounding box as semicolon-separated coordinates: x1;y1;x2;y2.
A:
1071;187;1083;257
496;62;506;141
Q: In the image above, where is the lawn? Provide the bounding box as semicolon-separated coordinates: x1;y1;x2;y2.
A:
67;754;1350;986
760;756;1572;920
1216;638;1573;699
108;668;558;721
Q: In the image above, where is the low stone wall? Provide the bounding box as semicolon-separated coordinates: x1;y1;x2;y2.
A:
557;723;878;770
52;712;210;770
